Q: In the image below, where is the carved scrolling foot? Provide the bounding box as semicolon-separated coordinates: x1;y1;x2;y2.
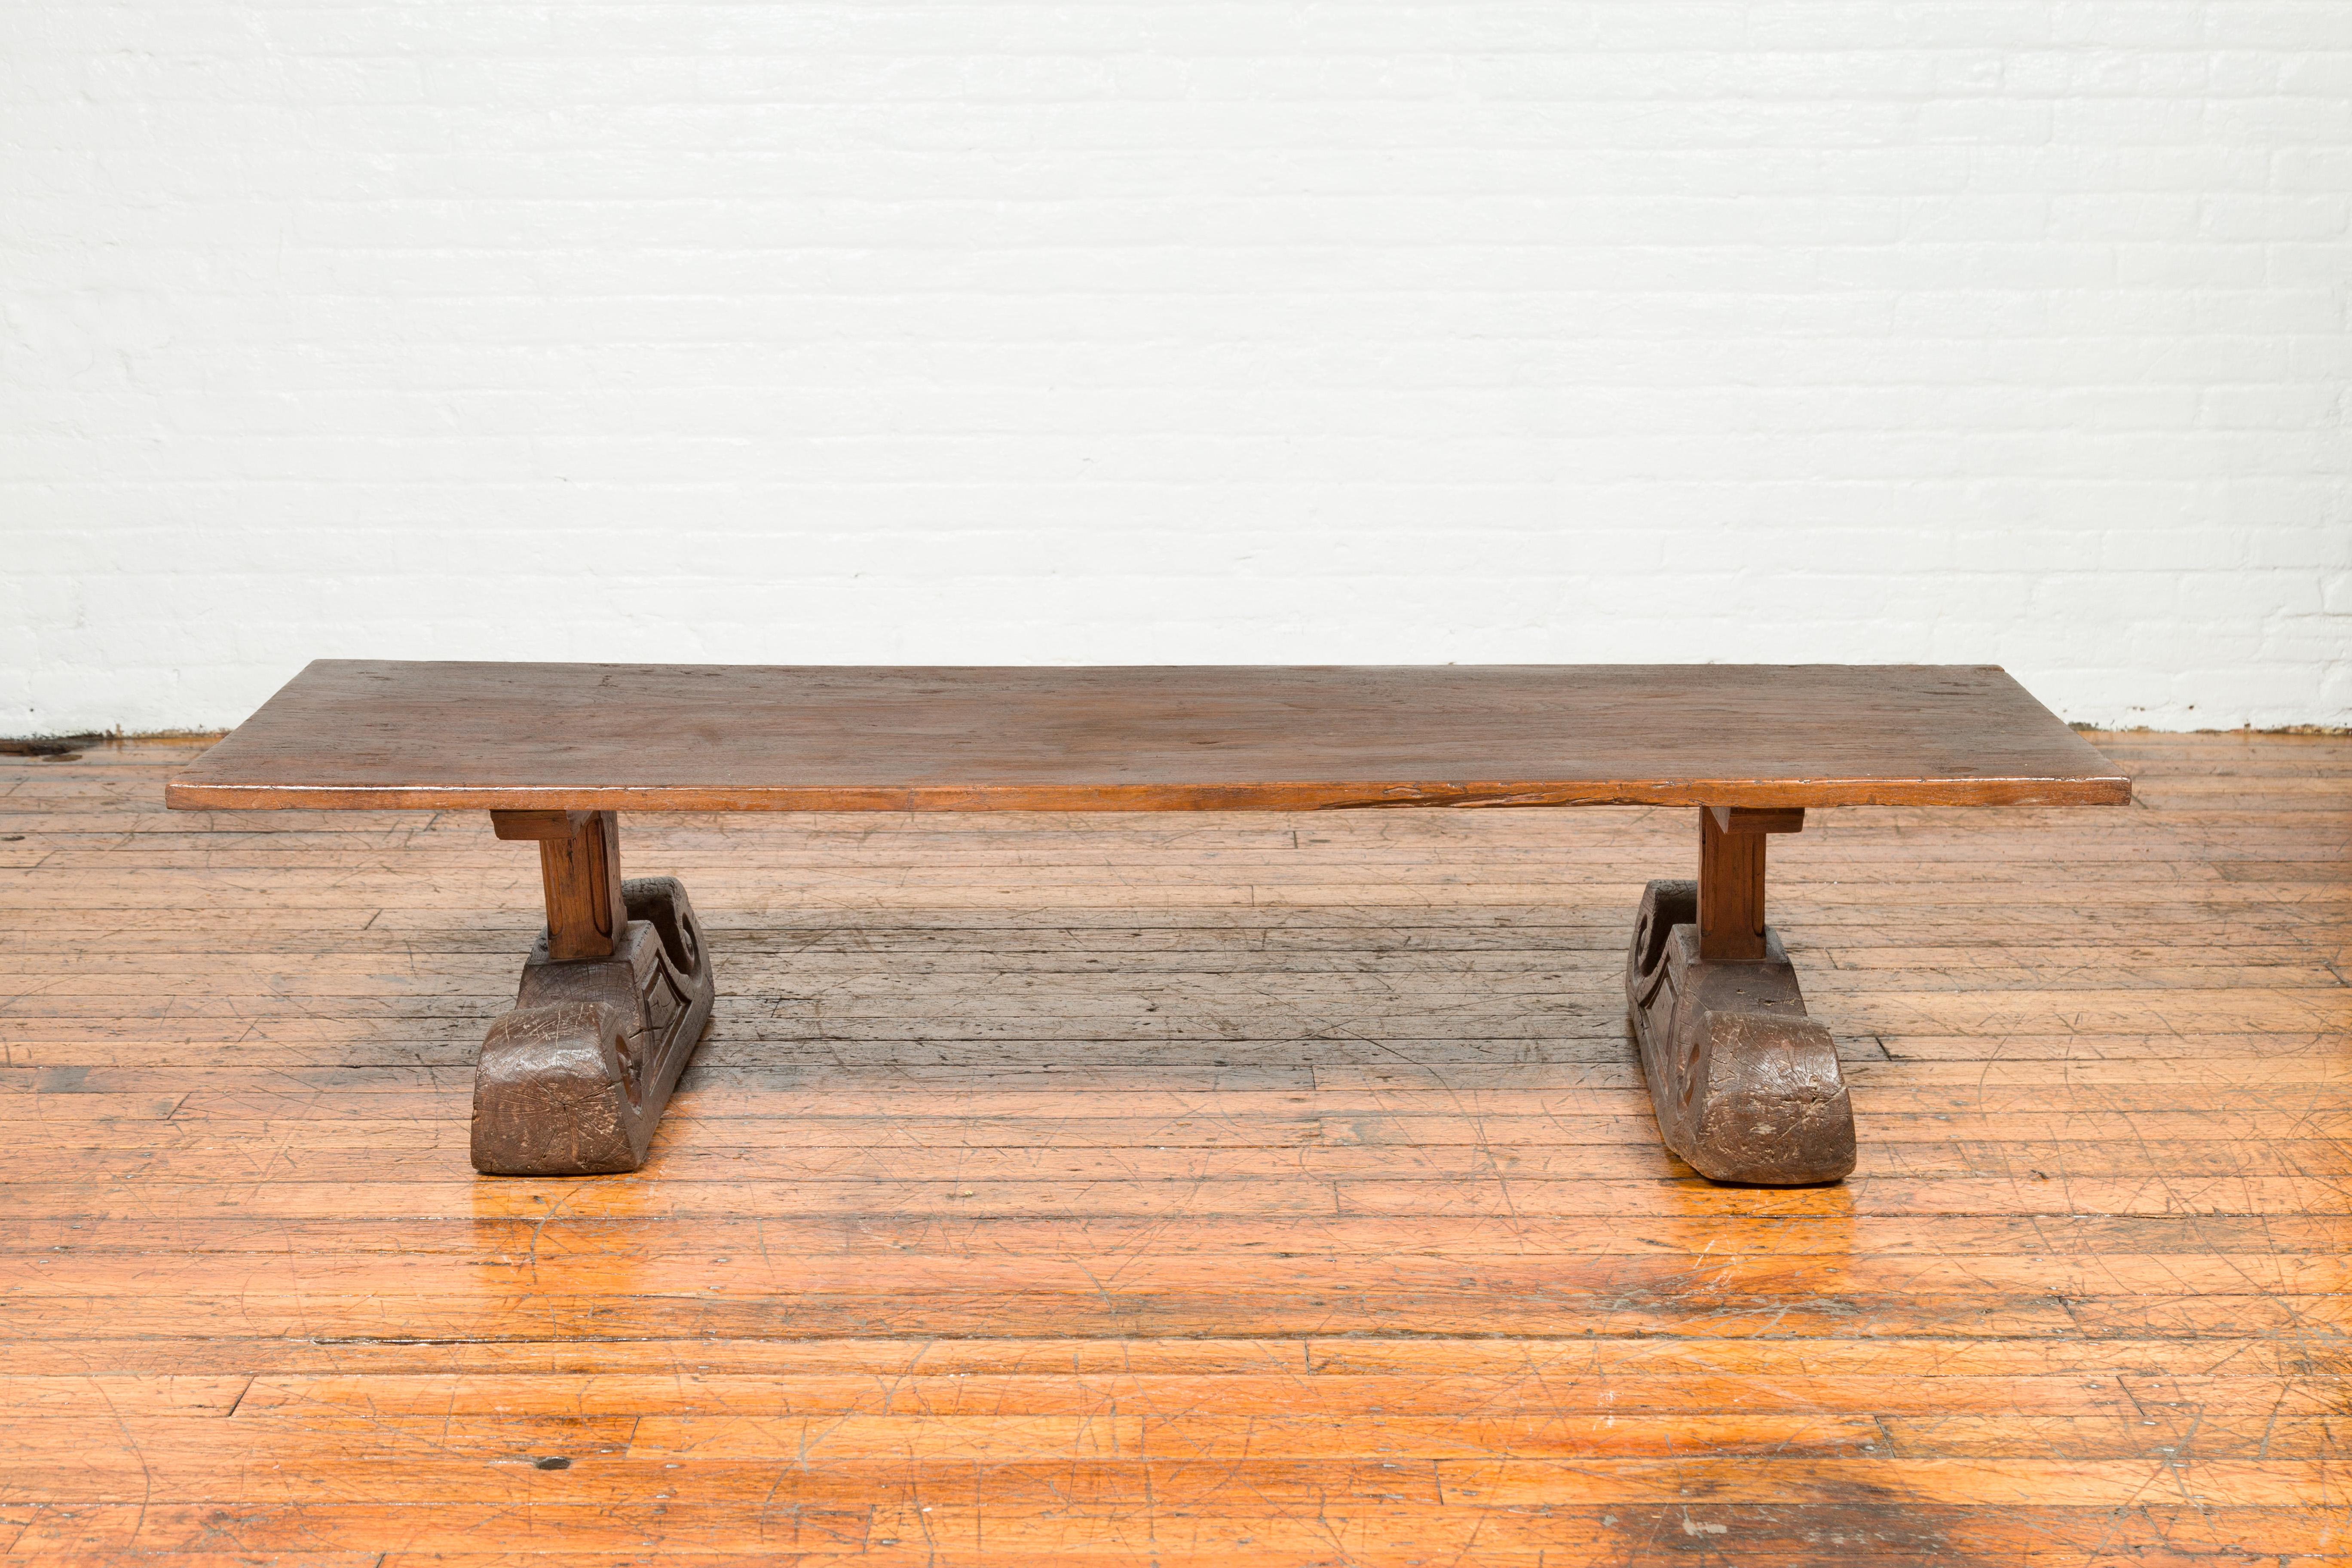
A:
472;876;717;1176
1625;878;1856;1186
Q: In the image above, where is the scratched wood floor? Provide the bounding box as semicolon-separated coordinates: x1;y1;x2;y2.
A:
0;732;2345;1566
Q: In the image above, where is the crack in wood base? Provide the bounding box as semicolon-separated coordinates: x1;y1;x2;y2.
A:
471;876;717;1176
1625;878;1856;1186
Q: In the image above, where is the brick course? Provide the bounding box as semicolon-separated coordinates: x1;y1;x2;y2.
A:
4;2;2347;731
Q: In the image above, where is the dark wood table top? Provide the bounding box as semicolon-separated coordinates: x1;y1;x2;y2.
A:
164;660;2129;813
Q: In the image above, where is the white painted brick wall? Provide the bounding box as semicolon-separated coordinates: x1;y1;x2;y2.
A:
4;2;2347;733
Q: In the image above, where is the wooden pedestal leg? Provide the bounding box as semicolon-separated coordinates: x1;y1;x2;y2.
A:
470;810;717;1176
1624;806;1856;1185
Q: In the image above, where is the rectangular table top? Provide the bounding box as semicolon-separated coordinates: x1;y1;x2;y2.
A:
165;660;2128;813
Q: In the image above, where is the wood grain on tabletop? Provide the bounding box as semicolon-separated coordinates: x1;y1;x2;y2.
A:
0;729;2343;1562
161;660;2131;812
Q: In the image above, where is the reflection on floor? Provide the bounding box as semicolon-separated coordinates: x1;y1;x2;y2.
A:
2;732;2345;1563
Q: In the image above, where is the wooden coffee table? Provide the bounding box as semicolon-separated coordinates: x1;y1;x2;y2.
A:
166;662;2129;1184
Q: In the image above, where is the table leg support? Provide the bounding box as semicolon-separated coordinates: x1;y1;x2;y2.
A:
1624;808;1855;1185
472;811;717;1175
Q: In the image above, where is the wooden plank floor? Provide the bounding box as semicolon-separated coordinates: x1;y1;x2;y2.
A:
1;732;2345;1565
